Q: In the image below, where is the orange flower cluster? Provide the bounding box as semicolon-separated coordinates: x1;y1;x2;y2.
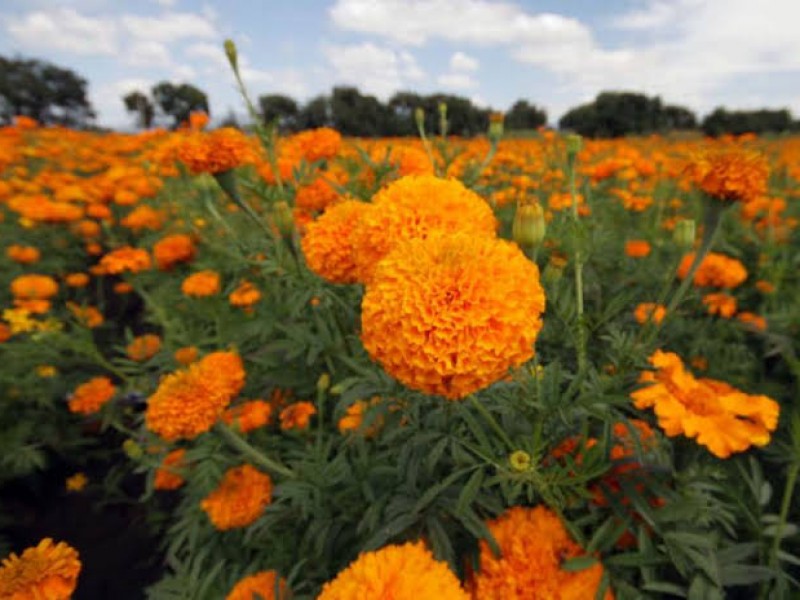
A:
68;376;116;415
624;240;651;258
222;400;272;433
361;232;545;399
177;128;257;174
154;448;188;491
318;541;469;600
294;175;341;212
226;570;286;600
0;538;81;600
66;302;104;328
229;280;262;309
631;350;779;458
677;252;748;289
634;302;666;325
65;273;90;288
120;205;165;232
279;401;317;430
702;292;737;318
153;233;196;270
288;127;342;163
97;246;152;275
338;397;384;436
174;346;199;365
737;311;767;331
472;506;612;599
690;149;768;202
181;269;221;297
6;244;40;264
10;274;59;313
126;334;162;362
201;464;273;530
301;200;369;284
145;351;245;441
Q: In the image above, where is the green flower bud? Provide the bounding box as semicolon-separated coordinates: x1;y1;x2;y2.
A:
488;112;504;142
565;133;583;157
512;203;546;249
673;219;696;250
414;107;425;130
272;201;294;237
509;450;532;473
123;439;143;460
317;373;331;393
224;39;238;72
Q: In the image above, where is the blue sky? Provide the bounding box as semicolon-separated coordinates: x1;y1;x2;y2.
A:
1;0;799;128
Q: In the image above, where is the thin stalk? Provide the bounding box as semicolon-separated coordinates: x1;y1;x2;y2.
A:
416;119;439;176
568;154;587;374
762;462;800;598
216;422;295;479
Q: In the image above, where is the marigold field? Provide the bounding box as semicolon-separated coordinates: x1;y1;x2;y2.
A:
1;63;800;600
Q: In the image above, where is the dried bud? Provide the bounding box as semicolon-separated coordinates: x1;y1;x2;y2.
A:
673;219;696;250
224;39;238;72
512;203;546;249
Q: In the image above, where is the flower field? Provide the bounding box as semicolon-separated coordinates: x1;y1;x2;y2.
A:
1;73;800;599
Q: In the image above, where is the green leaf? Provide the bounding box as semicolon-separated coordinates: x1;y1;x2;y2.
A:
561;555;598;572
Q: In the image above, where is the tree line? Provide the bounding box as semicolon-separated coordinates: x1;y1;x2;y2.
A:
2;55;799;138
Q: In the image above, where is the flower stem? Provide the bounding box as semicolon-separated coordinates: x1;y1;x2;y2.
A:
468;395;513;450
567;153;587;374
764;461;799;597
216;422;295;479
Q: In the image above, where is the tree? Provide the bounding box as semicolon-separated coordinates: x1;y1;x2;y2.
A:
151;82;209;128
123;91;155;129
702;108;793;136
330;86;392;137
259;94;299;131
505;100;547;130
0;56;95;127
297;95;331;129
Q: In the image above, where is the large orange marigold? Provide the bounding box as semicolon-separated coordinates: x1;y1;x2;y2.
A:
68;376;116;415
301;200;371;284
201;464;273;530
361;233;545;399
145;351;245;441
226;570;286;600
181;270;221;297
318;541;469;600
677;252;748;289
690;148;768;202
631;350;779;458
98;246;152;275
177;128;257;174
352;175;497;281
0;538;81;600
153;233;196;270
472;506;613;600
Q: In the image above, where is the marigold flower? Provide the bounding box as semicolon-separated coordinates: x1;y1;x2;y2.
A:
65;472;88;492
126;334;162;362
153;233;196;271
174;346;199;365
737;311;767;331
65;273;90;288
177;128;257;174
361;233;545;399
10;274;58;301
68;376;116;415
223;400;272;433
6;244;40;264
37;365;57;378
98;246;152;274
226;570;287;600
690;149;768;202
66;302;104;328
352;175;497;281
755;280;775;294
114;282;133;294
702;293;737;318
145;351;245;441
189;111;210;131
301;200;371;284
295;176;340;212
288;127;342;162
472;506;613;600
279;401;317;430
624;240;651;258
154;449;188;491
201;464;273;530
631;350;779;458
633;302;666;325
337;397;384;436
0;323;11;343
318;541;469;600
121;205;165;232
229;280;261;308
0;538;81;600
181;270;221;297
677;252;748;289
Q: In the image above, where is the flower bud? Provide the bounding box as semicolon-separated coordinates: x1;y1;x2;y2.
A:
224;39;238;72
565;133;583;157
123;438;143;460
414;107;425;131
509;450;532;473
488;112;504;142
438;102;448;136
512;203;546;249
272;201;294;237
317;373;331;393
673;219;696;250
542;253;567;284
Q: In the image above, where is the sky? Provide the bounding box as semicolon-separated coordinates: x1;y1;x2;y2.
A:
1;0;800;129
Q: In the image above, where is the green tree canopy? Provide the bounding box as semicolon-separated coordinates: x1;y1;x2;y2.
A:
151;82;209;128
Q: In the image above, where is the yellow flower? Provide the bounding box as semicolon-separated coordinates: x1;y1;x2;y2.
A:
66;473;88;492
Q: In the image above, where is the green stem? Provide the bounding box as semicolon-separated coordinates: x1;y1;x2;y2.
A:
216;422;295;479
416;120;440;176
765;462;800;596
568;155;587;374
468;395;513;450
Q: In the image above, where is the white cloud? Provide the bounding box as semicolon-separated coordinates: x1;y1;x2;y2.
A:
6;8;118;55
324;43;425;99
185;42;230;70
450;51;478;72
152;0;179;6
125;41;172;67
121;12;217;43
437;72;478;89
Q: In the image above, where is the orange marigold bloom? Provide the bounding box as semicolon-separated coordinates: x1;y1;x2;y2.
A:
318;541;469;600
229;280;262;308
65;273;90;288
755;280;775;294
690;149;768;202
6;244;40;264
294;176;340;212
223;400;272;433
737;311;767;331
10;274;58;300
0;538;81;600
127;334;162;362
98;246;152;274
361;233;545;399
279;401;317;430
181;270;221;297
154;449;188;491
624;240;651;258
702;292;737;318
472;506;613;600
201;464;273;530
174;346;199;365
301;200;371;284
0;323;11;343
153;233;196;271
633;302;666;325
66;302;104;328
65;472;88;492
352;175;497;281
677;252;748;289
226;570;287;600
68;376;116;415
189;111;210;131
145;351;245;441
631;350;779;458
120;205;165;232
338;397;384;436
177;128;257;174
288;127;342;162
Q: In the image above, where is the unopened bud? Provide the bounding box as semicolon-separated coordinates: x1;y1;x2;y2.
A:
565;133;583;157
542;253;567;284
414;107;425;130
673;219;696;250
272;201;294;236
438;102;448;136
123;439;143;460
224;39;238;72
509;450;532;473
513;203;546;249
317;373;331;393
488;112;504;142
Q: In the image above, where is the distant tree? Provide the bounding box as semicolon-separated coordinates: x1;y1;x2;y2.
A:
505;100;547;130
219;110;242;129
702;107;793;136
0;56;95;127
297;95;331;129
660;105;697;130
387;92;424;136
259;94;299;131
122;91;155;129
151;82;209;128
330;86;392;137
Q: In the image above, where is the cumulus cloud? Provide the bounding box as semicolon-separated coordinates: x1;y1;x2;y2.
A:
120;12;217;42
450;51;478;72
125;41;172;67
324;43;425;99
6;8;118;55
437;73;478;90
